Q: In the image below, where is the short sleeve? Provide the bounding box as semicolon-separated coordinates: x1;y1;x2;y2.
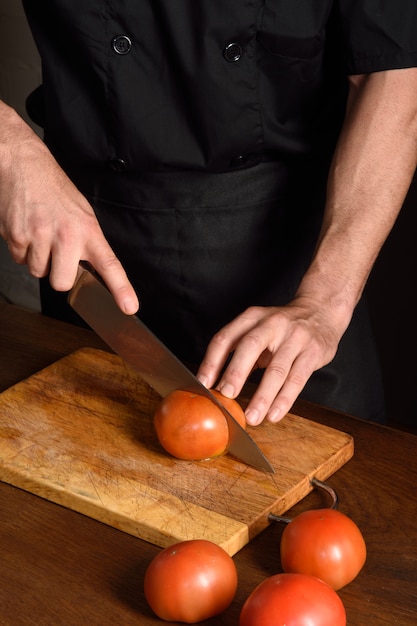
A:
339;0;417;74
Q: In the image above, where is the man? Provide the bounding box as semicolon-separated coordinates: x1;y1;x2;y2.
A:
1;1;417;425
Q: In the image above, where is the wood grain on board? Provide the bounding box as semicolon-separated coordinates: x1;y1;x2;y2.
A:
0;348;353;555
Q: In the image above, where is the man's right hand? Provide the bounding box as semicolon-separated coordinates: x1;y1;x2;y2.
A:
0;102;139;315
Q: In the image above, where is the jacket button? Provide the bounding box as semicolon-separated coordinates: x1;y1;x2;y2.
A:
224;42;242;62
111;35;132;55
108;157;127;172
230;153;262;169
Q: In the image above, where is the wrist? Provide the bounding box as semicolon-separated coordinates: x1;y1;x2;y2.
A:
293;273;362;334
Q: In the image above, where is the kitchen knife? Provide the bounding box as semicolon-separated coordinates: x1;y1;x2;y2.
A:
68;263;275;473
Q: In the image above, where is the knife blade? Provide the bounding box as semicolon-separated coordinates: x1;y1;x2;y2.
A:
68;263;275;473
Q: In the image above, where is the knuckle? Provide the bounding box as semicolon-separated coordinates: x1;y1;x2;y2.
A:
254;393;271;411
6;229;26;251
211;329;231;349
199;357;218;374
7;239;27;263
244;305;264;318
242;332;264;352
287;370;307;388
266;362;288;380
95;255;121;275
225;366;245;385
28;216;53;243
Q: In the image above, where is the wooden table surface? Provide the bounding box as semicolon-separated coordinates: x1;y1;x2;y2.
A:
0;301;416;626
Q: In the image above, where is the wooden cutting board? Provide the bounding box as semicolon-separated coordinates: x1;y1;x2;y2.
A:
0;348;353;555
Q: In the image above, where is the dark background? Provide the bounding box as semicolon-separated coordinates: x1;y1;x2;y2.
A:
368;172;416;430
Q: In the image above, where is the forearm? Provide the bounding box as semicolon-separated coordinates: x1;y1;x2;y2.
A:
295;68;417;330
0;99;50;192
0;99;21;140
0;99;40;146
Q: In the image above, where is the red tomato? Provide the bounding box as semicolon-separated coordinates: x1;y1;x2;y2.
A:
209;389;247;430
239;573;346;626
144;539;238;623
153;388;246;461
280;508;366;590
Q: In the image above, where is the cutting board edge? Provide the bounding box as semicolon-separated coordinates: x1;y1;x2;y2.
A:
0;463;251;556
247;434;354;539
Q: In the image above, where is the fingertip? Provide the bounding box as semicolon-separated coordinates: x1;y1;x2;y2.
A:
122;295;140;315
267;407;283;423
218;382;235;399
49;274;75;292
245;408;262;426
196;374;209;388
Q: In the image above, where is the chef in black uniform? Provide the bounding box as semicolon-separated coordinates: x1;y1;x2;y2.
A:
2;1;417;425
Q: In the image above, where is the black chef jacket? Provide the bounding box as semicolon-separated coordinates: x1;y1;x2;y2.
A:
23;0;417;174
22;1;417;421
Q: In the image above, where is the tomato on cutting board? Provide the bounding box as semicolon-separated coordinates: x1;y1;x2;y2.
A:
239;573;346;626
153;388;246;460
144;539;238;623
280;508;367;590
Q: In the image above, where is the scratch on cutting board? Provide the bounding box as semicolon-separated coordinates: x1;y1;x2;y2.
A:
85;470;105;505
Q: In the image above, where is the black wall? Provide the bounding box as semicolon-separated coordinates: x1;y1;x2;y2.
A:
367;172;417;429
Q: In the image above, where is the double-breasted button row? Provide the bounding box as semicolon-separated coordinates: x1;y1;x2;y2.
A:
111;35;243;62
110;36;131;168
109;35;243;171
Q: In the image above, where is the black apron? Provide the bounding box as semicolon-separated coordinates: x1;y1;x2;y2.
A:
40;161;385;423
